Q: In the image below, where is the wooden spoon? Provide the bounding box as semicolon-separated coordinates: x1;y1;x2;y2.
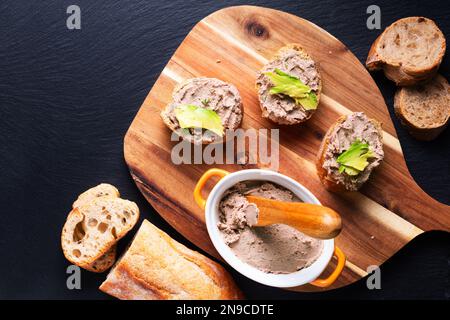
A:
245;195;342;239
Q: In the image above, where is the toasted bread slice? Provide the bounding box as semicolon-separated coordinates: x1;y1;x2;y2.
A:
394;74;449;140
316;112;384;191
61;197;139;269
256;44;322;124
160;78;243;145
99;220;243;300
366;17;445;86
70;183;120;272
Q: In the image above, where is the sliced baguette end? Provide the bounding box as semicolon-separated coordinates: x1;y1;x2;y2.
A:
394;75;450;140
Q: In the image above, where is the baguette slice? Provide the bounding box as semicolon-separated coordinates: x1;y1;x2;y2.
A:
99;220;243;300
61;197;139;269
160;78;243;145
316;112;384;191
394;74;449;140
366;17;445;86
71;183;120;272
256;44;322;124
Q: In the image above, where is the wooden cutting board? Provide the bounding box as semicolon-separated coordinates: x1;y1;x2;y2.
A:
124;5;450;291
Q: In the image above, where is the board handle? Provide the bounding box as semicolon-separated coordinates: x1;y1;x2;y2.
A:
194;168;230;209
310;246;346;288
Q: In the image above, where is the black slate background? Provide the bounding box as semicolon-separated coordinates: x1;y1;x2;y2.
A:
0;0;449;299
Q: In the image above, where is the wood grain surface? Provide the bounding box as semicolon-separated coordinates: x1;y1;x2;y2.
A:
124;6;450;290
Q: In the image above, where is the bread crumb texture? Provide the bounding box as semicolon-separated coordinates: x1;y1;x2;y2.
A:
376;17;445;70
398;75;449;128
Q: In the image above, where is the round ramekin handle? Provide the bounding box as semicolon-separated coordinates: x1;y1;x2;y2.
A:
194;168;229;210
310;246;346;288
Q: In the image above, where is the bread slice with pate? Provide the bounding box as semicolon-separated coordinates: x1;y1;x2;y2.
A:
160;78;243;145
316;112;384;191
256;44;322;125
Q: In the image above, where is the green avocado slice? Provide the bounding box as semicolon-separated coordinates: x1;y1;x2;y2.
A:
264;68;318;110
174;104;224;136
337;140;376;176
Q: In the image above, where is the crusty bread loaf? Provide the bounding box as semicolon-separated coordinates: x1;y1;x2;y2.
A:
394;74;449;140
316;113;384;192
366;17;445;86
99;220;243;300
256;43;322;125
61;197;139;270
73;183;120;209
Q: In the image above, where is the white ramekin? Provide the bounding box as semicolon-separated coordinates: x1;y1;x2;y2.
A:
194;168;345;288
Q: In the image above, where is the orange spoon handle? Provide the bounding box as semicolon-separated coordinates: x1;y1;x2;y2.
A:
246;196;342;239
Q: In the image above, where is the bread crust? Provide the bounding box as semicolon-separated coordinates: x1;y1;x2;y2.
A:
316;116;383;192
394;75;450;140
366;17;445;86
256;43;322;125
316;116;348;192
99;220;243;300
83;245;117;273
